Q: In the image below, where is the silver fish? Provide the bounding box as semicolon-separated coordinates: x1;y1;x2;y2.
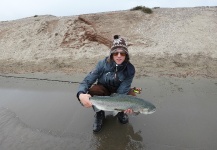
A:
90;93;156;115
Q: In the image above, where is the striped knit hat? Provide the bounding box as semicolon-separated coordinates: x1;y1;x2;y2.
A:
108;35;130;62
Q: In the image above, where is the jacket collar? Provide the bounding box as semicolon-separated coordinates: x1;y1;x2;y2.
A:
110;59;128;71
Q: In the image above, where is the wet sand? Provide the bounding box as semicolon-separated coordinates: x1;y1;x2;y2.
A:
0;73;217;150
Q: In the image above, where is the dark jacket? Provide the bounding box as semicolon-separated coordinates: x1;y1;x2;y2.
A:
77;57;135;98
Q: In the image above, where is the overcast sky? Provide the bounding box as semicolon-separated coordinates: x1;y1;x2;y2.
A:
1;0;217;21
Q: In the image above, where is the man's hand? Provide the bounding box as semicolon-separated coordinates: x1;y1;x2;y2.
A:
124;109;133;114
79;93;92;108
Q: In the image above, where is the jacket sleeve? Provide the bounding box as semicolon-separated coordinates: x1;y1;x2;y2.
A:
116;63;135;94
77;59;104;94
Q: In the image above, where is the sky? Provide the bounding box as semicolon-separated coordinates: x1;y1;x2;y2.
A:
1;0;217;21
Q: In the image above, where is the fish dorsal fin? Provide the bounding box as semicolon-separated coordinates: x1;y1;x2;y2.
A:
110;93;120;97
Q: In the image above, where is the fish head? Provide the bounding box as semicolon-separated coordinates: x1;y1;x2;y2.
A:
139;105;156;115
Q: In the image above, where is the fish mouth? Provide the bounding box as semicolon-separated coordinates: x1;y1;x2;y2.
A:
140;109;156;115
149;108;156;114
144;108;156;114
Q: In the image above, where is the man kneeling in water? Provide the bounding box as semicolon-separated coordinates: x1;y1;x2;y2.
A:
77;35;136;133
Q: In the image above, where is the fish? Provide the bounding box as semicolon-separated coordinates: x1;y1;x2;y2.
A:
90;93;156;115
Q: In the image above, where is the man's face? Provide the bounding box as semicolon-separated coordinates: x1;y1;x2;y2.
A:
112;49;126;65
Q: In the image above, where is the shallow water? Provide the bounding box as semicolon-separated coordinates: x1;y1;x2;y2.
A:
0;75;217;150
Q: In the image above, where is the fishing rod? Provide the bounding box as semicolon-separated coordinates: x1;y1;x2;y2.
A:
0;74;142;93
0;74;80;84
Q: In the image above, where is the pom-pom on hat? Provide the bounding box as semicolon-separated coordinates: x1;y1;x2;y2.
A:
110;35;128;54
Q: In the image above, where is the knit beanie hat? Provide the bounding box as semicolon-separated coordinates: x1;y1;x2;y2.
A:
108;35;130;62
110;35;128;54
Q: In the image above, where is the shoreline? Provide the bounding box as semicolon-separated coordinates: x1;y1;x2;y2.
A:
1;7;217;79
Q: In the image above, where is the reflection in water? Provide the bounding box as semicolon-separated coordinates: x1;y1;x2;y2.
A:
0;107;91;150
0;107;144;150
90;115;144;150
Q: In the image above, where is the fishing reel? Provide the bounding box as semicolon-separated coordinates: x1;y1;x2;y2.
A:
132;87;142;94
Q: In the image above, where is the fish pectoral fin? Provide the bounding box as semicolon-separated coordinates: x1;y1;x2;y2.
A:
92;105;97;111
92;105;101;111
